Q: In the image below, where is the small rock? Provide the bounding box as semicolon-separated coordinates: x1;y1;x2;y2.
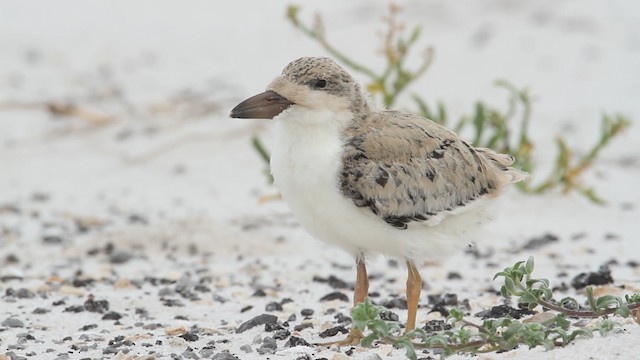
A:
319;326;348;338
422;320;452;332
571;265;614;290
182;350;199;359
294;322;313;332
521;233;559;250
265;301;283;312
475;305;536;319
211;353;240;360
2;317;25;328
33;308;50;314
240;344;252;353
380;298;407;309
300;308;314;316
102;311;122;320
319;291;349;302
379;310;399;321
180;332;199;342
273;329;291;340
110;251;133;264
285;336;311;347
84;297;109;313
236;314;278;333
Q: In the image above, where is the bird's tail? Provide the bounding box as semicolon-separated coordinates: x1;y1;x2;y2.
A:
475;148;530;184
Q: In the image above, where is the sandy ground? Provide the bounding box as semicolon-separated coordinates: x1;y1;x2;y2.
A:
1;1;640;359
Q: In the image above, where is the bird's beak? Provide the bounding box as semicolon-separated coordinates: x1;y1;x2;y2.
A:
230;90;294;119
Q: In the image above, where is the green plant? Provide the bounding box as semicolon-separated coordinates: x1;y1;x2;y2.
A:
251;4;631;203
351;257;640;359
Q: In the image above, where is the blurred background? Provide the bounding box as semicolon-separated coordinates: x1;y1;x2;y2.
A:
1;1;639;358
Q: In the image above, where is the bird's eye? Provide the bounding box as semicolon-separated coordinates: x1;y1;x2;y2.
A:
314;79;327;89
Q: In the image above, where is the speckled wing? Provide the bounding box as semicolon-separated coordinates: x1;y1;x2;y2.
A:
339;110;523;230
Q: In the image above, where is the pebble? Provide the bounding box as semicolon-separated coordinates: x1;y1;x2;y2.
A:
521;233;559;250
319;326;348;338
240;344;252;353
571;265;614;289
285;336;310;347
319;291;349;302
475;305;536;319
102;311;122;320
235;314;278;333
300;308;314;316
32;307;50;314
2;317;24;328
211;353;240;360
378;310;399;321
265;301;283;311
182;350;199;359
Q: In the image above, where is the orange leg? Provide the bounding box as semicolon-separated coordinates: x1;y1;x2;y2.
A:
405;260;422;333
316;256;368;347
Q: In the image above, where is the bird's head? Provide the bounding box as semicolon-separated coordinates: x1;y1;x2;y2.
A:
230;57;369;121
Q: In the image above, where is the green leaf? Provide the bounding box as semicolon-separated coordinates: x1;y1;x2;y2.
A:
525;257;535;275
361;333;379;348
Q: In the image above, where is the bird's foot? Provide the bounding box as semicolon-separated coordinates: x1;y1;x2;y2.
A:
315;328;363;347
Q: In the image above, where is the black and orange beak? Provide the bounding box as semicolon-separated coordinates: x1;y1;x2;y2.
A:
230;90;294;119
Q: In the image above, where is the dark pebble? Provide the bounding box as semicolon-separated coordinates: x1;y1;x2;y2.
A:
2;317;24;328
128;214;148;224
447;272;463;280
252;289;267;297
319;326;348;338
64;305;84;313
287;313;296;322
199;348;215;358
333;312;352;324
262;337;277;349
72;278;95;288
319;291;349;302
264;322;284;332
179;332;200;342
110;251;133;264
43;235;64;244
102;311;123;320
84;298;109;313
15;288;35;299
285;336;310;347
265;301;283;312
161;298;184;307
239;344;252;353
313;275;350;289
429;304;450;317
294;323;313;332
422;320;453;333
428;293;458;306
571;265;614;290
628;261;639;268
475;304;536;319
211;352;240;360
240;305;253;313
79;324;98;331
236;314;278;333
295;356;312;360
273;329;291;340
281;297;294;305
300;308;314;316
379;310;399;322
521;233;559;250
380;298;407;309
182;350;199;359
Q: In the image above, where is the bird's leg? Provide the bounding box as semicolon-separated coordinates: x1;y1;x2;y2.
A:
405;260;422;333
316;256;368;347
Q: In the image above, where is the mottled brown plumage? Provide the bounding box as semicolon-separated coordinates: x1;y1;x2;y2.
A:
340;110;526;229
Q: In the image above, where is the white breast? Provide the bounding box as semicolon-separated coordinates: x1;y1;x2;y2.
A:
270;108;488;260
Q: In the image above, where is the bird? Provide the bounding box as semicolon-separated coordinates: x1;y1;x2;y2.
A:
230;57;528;346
